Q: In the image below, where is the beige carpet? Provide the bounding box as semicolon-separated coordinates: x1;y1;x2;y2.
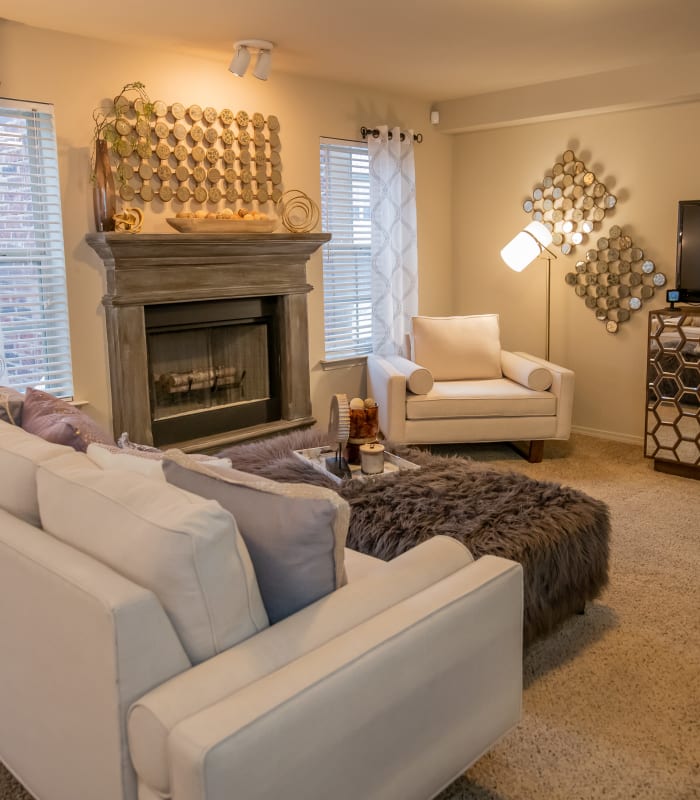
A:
2;434;699;800
433;434;700;800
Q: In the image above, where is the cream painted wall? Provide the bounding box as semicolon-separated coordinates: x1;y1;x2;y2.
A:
453;101;700;443
0;20;453;432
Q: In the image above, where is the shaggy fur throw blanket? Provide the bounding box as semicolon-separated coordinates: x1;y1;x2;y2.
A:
218;429;610;645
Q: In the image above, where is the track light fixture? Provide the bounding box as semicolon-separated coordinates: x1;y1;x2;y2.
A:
228;39;274;80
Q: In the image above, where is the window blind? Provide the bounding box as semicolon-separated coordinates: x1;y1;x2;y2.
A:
319;138;372;360
0;98;73;396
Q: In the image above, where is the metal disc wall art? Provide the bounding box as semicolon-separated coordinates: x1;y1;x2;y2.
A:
522;149;616;256
108;100;283;208
520;147;666;333
563;225;666;333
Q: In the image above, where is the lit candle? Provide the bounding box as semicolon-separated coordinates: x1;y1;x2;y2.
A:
360;442;385;475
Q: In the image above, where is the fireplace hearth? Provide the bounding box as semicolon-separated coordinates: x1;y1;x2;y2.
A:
87;232;329;451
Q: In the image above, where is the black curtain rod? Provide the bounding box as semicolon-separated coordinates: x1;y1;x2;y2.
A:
360;126;423;143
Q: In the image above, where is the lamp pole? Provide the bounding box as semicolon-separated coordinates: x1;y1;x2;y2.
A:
544;254;551;362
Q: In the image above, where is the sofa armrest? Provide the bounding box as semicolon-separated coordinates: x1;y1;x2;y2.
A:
128;536;475;795
168;555;523;800
0;511;190;800
366;354;408;442
511;351;575;439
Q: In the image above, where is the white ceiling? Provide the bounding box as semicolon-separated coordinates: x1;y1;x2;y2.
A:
3;0;700;101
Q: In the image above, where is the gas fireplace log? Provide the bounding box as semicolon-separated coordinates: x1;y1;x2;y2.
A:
157;366;242;395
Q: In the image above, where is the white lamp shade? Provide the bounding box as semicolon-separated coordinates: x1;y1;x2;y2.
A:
229;46;251;76
500;221;553;272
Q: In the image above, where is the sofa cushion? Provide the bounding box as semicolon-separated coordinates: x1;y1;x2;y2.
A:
412;315;502;381
37;451;269;663
163;450;349;623
501;351;553;392
21;388;115;452
0;386;23;425
406;379;557;420
86;442;232;481
0;420;73;525
384;355;434;395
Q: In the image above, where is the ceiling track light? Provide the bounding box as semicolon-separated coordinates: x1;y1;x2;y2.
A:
228;39;274;80
228;45;251;77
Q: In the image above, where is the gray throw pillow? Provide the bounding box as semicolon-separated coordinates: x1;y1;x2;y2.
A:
163;450;349;623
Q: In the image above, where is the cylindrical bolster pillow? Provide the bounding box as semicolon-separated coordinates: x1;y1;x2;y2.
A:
501;351;553;391
385;356;434;395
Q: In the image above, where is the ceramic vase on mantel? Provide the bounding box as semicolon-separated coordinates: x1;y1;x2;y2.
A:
92;138;116;232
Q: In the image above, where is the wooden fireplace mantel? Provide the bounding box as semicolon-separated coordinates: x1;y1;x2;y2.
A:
86;232;331;305
86;232;330;450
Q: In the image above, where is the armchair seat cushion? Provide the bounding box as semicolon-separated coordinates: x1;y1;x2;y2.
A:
406;379;557;420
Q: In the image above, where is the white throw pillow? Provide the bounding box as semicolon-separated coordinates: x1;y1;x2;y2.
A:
86;442;166;480
501;351;553;392
162;449;349;623
86;442;233;481
37;451;269;663
412;315;502;381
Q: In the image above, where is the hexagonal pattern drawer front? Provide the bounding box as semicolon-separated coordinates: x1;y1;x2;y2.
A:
645;310;700;466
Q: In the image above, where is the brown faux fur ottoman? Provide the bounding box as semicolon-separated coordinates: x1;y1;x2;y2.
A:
218;429;610;645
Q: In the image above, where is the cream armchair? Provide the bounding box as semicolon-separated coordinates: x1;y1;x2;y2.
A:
367;314;574;462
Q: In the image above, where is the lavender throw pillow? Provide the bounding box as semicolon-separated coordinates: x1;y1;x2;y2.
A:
0;386;23;425
21;387;115;452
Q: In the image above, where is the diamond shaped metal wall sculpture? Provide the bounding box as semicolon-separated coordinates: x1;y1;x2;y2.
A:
522;149;616;256
563;224;667;333
520;147;668;332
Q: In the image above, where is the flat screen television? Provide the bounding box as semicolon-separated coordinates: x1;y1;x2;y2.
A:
674;200;700;303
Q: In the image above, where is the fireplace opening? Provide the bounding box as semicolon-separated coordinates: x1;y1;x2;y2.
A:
145;297;281;447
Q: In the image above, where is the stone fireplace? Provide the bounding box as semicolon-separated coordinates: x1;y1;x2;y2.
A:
86;232;329;451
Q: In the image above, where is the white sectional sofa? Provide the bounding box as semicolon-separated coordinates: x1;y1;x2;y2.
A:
0;419;524;800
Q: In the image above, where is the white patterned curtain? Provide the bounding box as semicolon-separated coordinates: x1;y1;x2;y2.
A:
368;125;418;356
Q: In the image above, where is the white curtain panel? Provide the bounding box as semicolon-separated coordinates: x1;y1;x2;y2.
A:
368;125;418;356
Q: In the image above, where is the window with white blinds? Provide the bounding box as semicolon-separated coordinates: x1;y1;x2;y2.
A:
320;138;372;360
0;98;73;396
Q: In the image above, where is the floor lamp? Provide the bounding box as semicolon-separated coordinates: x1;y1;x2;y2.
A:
500;221;557;361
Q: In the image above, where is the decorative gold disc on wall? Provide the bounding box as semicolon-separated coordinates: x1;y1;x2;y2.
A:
523;149;616;256
110;101;283;207
564;224;666;333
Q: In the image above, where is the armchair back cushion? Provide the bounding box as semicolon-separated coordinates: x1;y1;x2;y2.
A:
37;451;269;663
412;315;502;381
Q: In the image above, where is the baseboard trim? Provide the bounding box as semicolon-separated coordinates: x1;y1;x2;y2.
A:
571;425;644;446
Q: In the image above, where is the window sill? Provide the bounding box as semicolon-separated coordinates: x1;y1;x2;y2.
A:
319;355;368;371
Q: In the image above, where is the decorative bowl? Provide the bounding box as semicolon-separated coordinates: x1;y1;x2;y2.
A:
166;217;277;233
